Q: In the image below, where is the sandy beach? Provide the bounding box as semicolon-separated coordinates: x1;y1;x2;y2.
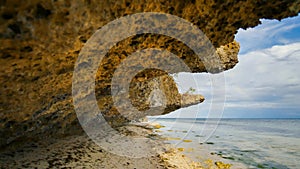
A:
0;122;231;169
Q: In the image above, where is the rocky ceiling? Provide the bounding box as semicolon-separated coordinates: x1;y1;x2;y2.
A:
0;0;299;148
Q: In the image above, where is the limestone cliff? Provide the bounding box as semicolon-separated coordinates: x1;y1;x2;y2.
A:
0;0;299;149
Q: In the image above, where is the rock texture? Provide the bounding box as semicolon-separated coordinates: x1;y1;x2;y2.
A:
0;0;299;150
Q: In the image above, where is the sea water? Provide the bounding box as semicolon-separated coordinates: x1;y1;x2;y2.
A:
150;118;300;169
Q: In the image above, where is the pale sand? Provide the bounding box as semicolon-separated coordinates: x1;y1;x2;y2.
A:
0;123;231;169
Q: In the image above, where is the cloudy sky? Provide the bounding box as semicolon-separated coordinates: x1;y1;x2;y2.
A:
162;14;300;118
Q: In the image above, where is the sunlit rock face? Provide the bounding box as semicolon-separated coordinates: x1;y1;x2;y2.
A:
0;0;299;147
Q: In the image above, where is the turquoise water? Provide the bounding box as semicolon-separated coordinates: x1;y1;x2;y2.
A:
150;118;300;169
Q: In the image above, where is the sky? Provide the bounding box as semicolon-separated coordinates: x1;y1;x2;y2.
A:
160;14;300;118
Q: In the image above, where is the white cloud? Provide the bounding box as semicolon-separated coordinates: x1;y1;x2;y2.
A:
225;42;300;109
263;43;300;60
225;102;279;109
235;15;300;54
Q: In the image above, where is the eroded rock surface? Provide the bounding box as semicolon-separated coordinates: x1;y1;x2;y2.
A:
0;0;299;149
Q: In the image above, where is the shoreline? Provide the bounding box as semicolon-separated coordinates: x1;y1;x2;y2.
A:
0;122;232;169
152;118;300;169
148;121;233;169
